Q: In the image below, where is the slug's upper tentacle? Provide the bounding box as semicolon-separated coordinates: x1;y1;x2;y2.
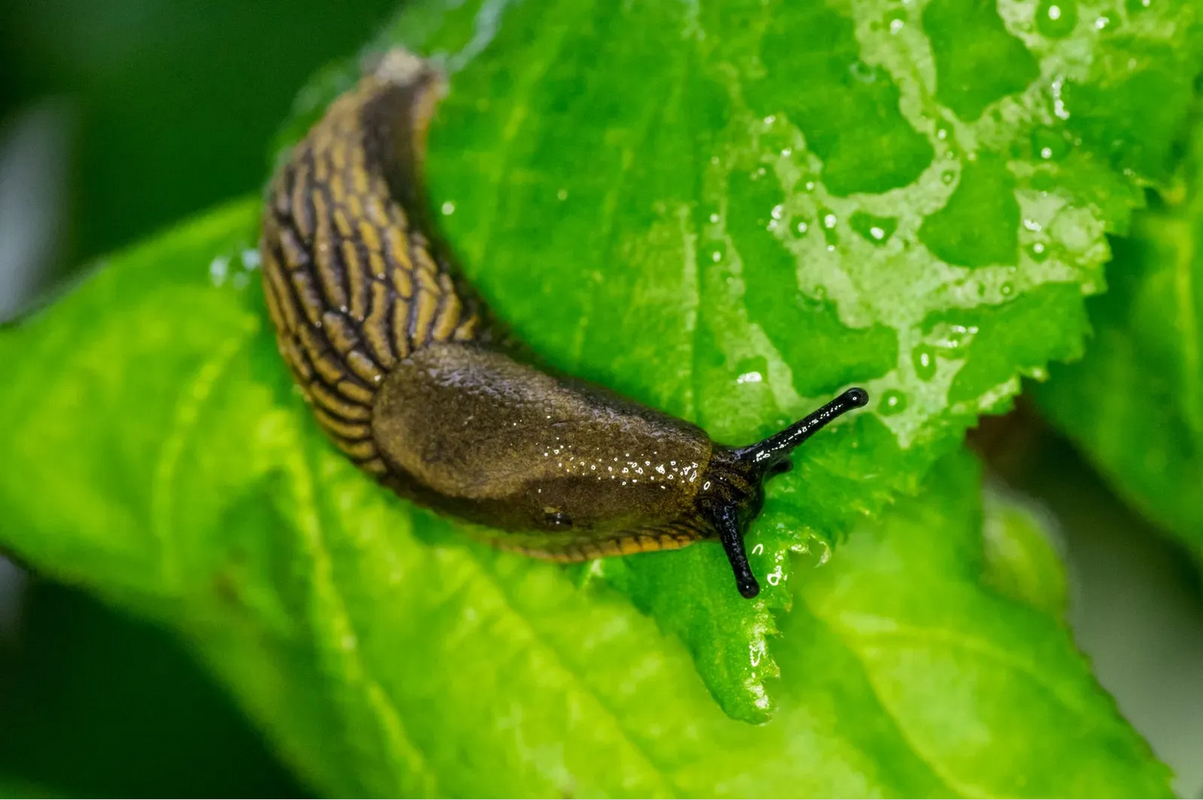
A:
733;388;870;475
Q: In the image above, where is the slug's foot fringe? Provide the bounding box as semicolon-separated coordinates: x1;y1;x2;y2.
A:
484;527;703;563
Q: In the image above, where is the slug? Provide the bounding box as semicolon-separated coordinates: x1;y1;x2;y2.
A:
259;50;868;599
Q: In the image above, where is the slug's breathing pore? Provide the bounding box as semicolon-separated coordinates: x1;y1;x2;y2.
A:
260;49;869;600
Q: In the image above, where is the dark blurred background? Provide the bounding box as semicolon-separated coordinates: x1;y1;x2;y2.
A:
0;0;394;795
0;0;398;265
2;1;1202;797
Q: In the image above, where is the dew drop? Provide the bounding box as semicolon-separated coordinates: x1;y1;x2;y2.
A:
816;540;832;567
849;211;897;245
1031;126;1070;161
818;209;840;246
208;256;230;286
1036;0;1078;38
1051;75;1070;120
943;323;979;349
913;345;937;381
879;389;908;416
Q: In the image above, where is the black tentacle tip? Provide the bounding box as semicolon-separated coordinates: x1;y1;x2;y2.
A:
728;548;761;599
843;387;870;407
737;574;761;599
711;505;763;599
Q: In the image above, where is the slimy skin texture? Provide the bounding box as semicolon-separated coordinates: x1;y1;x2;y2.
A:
260;50;868;598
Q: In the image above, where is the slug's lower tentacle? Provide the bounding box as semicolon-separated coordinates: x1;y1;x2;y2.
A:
707;503;760;599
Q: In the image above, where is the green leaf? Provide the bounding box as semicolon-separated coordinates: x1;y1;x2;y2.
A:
1035;117;1203;554
5;0;1202;726
353;0;1202;717
0;211;1167;791
793;453;1167;798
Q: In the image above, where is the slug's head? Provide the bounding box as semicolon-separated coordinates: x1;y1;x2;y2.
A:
696;387;869;599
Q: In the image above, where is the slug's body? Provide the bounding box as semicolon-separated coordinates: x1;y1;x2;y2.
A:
260;51;867;598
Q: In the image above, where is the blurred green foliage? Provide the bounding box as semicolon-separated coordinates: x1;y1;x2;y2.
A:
1038;116;1203;557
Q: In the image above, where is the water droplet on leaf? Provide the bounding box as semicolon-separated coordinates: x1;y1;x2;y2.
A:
1031;126;1071;161
1037;0;1078;37
880;389;908;415
913;346;937;381
849;211;898;244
